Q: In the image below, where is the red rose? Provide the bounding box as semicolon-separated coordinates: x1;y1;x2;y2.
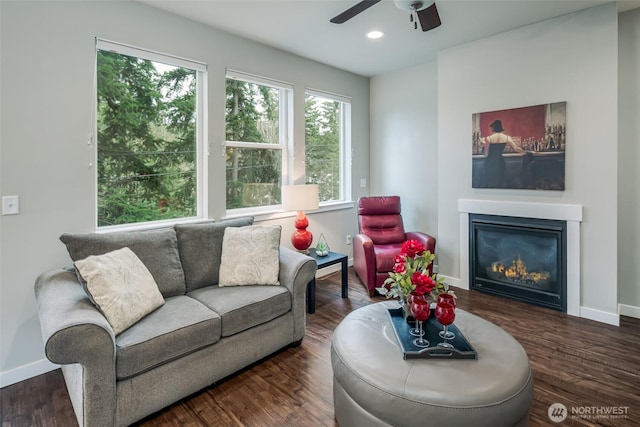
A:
393;261;406;274
412;273;436;295
401;239;426;258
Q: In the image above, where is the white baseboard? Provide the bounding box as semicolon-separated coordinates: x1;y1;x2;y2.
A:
443;275;622;326
441;275;464;290
619;303;640;319
580;306;619;326
0;358;59;388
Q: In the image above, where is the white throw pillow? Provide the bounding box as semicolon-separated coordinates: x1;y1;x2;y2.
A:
75;247;165;335
218;225;281;286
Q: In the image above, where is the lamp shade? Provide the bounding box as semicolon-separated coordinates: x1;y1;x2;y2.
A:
281;185;319;211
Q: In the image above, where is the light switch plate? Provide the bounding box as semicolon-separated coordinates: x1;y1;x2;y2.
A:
2;196;20;215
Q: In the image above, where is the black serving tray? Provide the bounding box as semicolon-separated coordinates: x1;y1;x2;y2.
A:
386;308;478;360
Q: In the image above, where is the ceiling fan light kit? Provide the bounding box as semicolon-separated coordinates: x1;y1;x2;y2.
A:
392;0;428;12
330;0;441;32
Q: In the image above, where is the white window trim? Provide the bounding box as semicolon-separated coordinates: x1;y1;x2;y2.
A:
306;87;351;104
341;101;353;203
227;69;293;91
96;39;207;72
225;141;281;150
95;39;208;231
224;200;356;223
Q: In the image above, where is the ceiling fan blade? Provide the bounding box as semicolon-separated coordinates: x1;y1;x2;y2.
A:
330;0;382;24
417;3;441;32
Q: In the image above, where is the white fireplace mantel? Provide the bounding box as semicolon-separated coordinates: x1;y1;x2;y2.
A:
458;199;582;317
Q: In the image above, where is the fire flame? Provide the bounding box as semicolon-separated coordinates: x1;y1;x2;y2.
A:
490;255;550;283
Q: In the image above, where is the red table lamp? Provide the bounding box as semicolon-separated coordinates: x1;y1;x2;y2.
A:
282;185;319;253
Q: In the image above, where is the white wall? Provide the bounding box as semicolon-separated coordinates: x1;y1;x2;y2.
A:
369;62;439;240
372;4;625;324
0;0;369;386
437;3;619;322
618;7;640;318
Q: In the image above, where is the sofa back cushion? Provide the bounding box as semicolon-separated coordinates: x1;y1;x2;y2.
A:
60;228;186;297
174;217;254;292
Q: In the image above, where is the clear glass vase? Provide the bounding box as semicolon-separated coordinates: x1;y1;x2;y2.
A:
399;296;415;324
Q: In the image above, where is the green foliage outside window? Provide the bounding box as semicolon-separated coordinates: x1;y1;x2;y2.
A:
98;56;346;219
225;79;281;209
96;50;198;227
305;95;341;202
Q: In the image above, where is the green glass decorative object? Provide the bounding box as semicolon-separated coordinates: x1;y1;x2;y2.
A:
315;233;330;257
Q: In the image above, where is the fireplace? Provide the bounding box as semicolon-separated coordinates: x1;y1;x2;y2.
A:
469;214;567;312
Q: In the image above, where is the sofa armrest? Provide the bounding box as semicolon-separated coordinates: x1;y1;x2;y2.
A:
278;247;317;340
34;269;116;426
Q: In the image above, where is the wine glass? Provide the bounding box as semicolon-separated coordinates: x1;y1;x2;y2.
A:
409;294;431;348
435;302;456;348
408;292;424;337
437;292;456;308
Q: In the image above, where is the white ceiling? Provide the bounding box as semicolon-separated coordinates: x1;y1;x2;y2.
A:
140;0;640;77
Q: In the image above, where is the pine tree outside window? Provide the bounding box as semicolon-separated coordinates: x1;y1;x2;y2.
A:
95;39;207;229
305;90;351;204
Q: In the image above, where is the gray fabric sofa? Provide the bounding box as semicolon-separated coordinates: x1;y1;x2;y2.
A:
34;217;317;427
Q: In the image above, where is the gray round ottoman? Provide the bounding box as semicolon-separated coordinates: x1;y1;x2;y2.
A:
331;301;533;427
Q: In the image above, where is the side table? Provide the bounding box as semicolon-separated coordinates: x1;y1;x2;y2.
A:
307;249;348;314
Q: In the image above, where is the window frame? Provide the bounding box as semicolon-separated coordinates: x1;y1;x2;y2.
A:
224;69;293;216
94;39;208;232
304;88;352;206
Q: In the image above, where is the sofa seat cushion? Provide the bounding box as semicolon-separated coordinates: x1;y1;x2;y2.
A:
188;285;291;337
115;295;221;380
373;243;403;272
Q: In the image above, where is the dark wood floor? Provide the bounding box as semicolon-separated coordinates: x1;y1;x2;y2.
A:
2;268;640;426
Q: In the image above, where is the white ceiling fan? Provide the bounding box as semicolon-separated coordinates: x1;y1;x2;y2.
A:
330;0;442;32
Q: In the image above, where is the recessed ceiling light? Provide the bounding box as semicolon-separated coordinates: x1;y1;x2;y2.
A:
367;30;384;39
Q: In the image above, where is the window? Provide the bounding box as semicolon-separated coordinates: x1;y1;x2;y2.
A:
95;39;206;228
225;70;292;211
304;90;351;203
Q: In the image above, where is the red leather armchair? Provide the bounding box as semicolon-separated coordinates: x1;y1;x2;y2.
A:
353;196;436;297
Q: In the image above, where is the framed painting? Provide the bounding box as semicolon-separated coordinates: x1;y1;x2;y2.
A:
472;102;566;190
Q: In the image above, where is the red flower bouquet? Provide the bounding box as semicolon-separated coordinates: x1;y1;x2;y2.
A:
377;239;451;304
